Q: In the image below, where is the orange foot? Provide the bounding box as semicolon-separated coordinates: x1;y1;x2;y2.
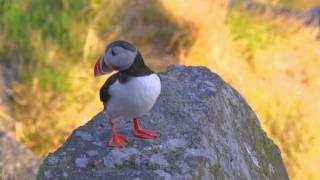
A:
109;132;128;147
108;121;128;147
133;118;160;139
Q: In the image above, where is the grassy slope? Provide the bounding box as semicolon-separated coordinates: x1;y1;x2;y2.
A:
160;0;320;179
1;0;320;179
1;0;119;156
0;0;192;157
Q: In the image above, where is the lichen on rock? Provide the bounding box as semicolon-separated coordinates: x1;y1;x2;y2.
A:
37;65;288;179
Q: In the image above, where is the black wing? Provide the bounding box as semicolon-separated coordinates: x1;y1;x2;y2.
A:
99;71;133;109
99;73;120;108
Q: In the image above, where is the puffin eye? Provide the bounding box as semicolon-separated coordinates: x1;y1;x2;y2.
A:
111;49;116;56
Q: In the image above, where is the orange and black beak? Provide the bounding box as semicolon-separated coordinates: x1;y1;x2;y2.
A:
94;56;113;77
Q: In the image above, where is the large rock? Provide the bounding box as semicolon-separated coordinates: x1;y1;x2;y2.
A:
37;65;288;179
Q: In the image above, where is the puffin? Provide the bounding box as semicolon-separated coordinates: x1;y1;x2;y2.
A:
94;40;161;147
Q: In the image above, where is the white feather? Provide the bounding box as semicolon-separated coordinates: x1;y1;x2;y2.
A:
104;73;161;119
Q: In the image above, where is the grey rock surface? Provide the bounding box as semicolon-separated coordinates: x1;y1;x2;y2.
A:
37;65;288;180
0;131;41;180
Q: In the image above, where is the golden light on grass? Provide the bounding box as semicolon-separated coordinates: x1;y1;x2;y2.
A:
9;0;121;157
161;0;320;179
3;0;320;178
14;60;107;156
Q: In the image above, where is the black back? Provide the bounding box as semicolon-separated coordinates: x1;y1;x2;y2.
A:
99;51;154;108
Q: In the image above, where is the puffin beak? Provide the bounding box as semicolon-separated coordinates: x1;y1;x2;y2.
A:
94;57;104;77
94;56;114;77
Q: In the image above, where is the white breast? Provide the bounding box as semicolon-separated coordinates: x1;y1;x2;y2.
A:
105;73;161;119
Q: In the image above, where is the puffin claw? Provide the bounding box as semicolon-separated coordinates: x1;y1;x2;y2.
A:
134;128;160;139
109;133;129;147
133;118;160;139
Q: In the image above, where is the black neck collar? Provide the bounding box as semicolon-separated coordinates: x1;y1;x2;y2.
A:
117;51;153;82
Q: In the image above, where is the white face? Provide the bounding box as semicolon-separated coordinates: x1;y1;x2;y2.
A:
94;40;138;77
104;43;137;71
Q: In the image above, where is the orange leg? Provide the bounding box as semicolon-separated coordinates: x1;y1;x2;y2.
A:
133;118;160;139
109;121;128;147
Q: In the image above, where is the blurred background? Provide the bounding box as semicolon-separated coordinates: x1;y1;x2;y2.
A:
0;0;319;179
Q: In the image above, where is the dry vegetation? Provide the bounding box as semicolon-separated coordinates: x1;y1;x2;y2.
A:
160;0;320;179
1;0;319;179
0;0;191;156
256;0;320;8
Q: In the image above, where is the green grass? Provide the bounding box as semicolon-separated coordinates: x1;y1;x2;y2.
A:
228;10;276;56
0;0;115;92
0;0;117;155
2;0;85;49
2;0;187;157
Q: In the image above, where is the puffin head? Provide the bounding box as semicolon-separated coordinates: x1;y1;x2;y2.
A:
94;40;138;77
